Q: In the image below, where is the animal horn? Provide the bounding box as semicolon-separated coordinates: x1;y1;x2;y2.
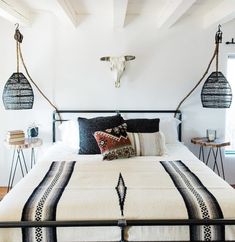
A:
100;56;110;61
124;55;135;61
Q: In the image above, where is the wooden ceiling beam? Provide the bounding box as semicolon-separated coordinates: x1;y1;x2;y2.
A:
157;0;197;28
0;0;31;26
203;0;235;28
57;0;78;27
113;0;128;29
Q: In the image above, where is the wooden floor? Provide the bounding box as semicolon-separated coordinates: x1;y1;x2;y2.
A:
0;187;7;200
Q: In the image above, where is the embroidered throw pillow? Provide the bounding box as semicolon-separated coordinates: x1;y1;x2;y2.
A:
127;131;166;156
94;123;136;160
78;114;124;154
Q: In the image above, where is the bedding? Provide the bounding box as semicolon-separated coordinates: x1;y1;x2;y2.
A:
1;143;235;242
94;123;135;160
160;117;181;143
127;131;166;156
58;120;79;149
56;116;180;151
78;114;124;154
125;118;160;133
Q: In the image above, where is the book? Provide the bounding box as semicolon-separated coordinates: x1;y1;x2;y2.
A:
6;130;25;143
7;133;25;137
7;130;24;135
6;135;25;139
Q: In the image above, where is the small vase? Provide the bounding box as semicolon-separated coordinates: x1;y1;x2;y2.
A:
27;127;39;138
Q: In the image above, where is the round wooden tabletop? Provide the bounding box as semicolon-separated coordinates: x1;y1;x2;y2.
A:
4;138;43;149
191;137;230;148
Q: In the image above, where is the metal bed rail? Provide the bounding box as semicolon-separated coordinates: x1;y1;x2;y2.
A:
0;218;235;242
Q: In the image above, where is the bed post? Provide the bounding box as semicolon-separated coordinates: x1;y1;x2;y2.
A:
118;219;127;242
52;111;56;143
178;111;182;142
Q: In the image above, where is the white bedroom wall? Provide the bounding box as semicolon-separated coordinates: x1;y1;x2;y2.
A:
0;11;235;185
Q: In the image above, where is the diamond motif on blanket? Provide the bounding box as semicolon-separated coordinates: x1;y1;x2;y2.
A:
116;173;127;216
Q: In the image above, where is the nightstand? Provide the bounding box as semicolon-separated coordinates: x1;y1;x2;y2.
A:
5;138;42;191
191;137;230;180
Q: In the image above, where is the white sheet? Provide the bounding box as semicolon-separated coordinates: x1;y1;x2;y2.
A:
0;142;235;242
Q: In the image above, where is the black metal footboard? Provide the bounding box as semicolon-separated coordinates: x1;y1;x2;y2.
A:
0;218;235;242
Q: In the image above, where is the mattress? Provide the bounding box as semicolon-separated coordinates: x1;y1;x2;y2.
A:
0;142;235;242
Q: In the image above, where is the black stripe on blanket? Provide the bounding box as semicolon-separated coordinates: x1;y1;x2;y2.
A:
160;160;224;241
21;161;75;242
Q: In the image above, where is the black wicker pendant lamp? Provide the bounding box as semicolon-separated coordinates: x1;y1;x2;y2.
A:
3;26;34;110
201;26;232;108
2;24;62;121
175;25;232;116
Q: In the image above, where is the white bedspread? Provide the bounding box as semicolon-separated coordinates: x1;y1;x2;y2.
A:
0;142;235;242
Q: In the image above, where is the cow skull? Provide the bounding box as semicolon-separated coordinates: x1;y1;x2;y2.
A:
100;55;135;88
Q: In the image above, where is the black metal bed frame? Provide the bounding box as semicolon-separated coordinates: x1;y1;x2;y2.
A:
52;109;182;143
1;110;235;242
1;219;235;242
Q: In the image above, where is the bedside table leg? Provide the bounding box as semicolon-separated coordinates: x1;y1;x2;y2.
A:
219;148;225;180
31;148;35;169
206;148;212;165
7;149;16;192
17;149;25;177
20;149;28;174
212;148;220;177
199;146;205;162
7;148;30;192
9;151;20;189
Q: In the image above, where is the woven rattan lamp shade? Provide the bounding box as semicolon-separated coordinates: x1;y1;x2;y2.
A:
174;25;233;117
2;72;34;110
201;71;232;108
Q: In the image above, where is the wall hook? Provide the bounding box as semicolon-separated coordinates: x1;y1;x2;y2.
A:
226;38;235;45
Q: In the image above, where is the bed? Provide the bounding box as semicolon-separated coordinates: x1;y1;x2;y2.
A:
0;110;235;242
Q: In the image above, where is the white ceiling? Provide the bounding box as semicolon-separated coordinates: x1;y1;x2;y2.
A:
0;0;235;28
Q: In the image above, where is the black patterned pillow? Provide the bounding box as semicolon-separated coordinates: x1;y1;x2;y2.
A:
94;123;136;160
125;118;160;133
78;114;124;154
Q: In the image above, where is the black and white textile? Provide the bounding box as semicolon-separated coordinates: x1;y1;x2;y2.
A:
0;143;235;242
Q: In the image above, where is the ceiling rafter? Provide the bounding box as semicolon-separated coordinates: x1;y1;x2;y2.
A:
157;0;197;28
0;0;31;26
203;0;235;28
113;0;128;29
57;0;78;27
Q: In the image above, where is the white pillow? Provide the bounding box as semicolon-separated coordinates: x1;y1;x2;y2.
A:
127;131;166;156
160;118;181;144
58;120;79;149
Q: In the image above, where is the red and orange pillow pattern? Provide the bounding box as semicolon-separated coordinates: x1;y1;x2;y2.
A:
93;123;135;160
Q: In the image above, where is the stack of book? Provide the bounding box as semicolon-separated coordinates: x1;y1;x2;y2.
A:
6;130;25;143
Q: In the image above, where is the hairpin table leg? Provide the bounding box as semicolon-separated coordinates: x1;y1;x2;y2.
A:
7;149;16;192
199;146;205;162
31;148;36;169
191;138;229;180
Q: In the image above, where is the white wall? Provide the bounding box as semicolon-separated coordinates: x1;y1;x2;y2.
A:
0;12;235;185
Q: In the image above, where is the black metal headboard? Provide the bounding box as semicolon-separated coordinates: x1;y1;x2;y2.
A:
52;110;182;143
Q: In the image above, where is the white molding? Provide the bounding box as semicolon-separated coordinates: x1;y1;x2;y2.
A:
113;0;128;29
157;0;197;28
0;0;31;26
57;0;78;27
203;0;235;28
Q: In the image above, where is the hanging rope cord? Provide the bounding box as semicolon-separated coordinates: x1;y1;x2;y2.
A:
174;26;221;117
14;26;62;122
